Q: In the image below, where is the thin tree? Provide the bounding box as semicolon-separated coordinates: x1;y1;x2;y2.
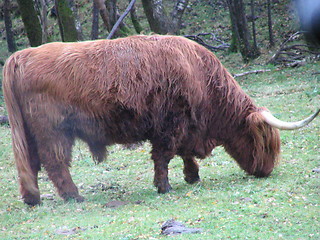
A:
16;0;43;47
141;0;189;34
55;0;79;42
226;0;260;62
94;0;112;31
93;0;132;38
228;3;238;53
91;0;99;39
141;0;173;34
105;0;131;37
267;0;275;47
4;0;17;52
130;0;143;34
107;0;136;39
39;0;48;43
69;0;83;40
249;0;260;56
171;0;189;34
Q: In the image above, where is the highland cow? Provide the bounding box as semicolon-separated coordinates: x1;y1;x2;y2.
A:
3;35;319;205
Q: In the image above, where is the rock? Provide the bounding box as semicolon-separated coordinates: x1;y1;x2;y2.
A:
161;219;202;236
0;115;9;125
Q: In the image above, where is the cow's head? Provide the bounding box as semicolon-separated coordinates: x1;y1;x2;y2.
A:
225;108;319;177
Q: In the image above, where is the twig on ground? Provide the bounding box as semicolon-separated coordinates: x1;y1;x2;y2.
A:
233;69;271;78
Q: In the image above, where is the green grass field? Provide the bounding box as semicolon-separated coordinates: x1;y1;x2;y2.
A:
0;60;319;239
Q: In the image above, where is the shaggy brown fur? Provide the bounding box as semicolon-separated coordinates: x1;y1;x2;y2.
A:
3;35;280;205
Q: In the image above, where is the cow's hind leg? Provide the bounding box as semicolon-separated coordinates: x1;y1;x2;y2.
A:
37;131;84;202
20;129;41;205
182;156;200;184
151;146;174;194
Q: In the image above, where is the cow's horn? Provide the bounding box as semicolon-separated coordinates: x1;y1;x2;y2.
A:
261;109;320;130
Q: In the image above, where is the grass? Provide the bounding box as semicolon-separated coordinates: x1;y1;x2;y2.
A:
0;61;319;239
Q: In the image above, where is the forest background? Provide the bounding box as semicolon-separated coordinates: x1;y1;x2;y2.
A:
1;0;320;64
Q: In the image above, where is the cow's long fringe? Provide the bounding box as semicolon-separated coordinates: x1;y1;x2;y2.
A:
247;110;281;174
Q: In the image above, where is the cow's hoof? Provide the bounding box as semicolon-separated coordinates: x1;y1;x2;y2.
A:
74;195;85;202
184;175;200;184
154;180;172;194
157;184;172;194
62;193;85;203
24;196;41;206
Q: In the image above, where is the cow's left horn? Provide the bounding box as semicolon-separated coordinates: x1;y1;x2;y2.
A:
261;109;320;130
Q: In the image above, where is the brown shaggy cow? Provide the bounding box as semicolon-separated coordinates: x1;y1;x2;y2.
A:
3;35;319;205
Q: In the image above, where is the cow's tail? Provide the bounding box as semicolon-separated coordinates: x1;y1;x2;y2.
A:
2;54;40;203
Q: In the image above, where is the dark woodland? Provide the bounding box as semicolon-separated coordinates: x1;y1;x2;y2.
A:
1;0;320;63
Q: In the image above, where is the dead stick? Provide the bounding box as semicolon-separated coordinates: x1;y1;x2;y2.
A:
233;69;271;78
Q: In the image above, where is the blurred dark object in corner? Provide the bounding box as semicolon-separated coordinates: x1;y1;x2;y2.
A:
296;0;320;48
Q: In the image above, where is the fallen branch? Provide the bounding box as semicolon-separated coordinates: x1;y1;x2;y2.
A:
267;31;320;65
285;60;307;68
184;33;229;51
107;0;136;39
233;69;271;78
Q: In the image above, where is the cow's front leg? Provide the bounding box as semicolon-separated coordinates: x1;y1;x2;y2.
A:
182;156;200;184
151;147;174;194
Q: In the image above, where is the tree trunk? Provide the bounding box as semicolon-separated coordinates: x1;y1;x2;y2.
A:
228;2;238;53
267;0;274;47
55;0;78;42
4;0;17;52
94;0;112;31
141;0;173;34
105;0;118;28
91;0;99;39
107;0;136;39
102;0;127;37
171;0;189;34
226;0;260;62
17;0;43;47
68;0;83;40
40;0;48;43
250;0;260;55
130;0;143;33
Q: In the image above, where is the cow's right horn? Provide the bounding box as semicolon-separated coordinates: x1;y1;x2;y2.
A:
261;109;320;130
